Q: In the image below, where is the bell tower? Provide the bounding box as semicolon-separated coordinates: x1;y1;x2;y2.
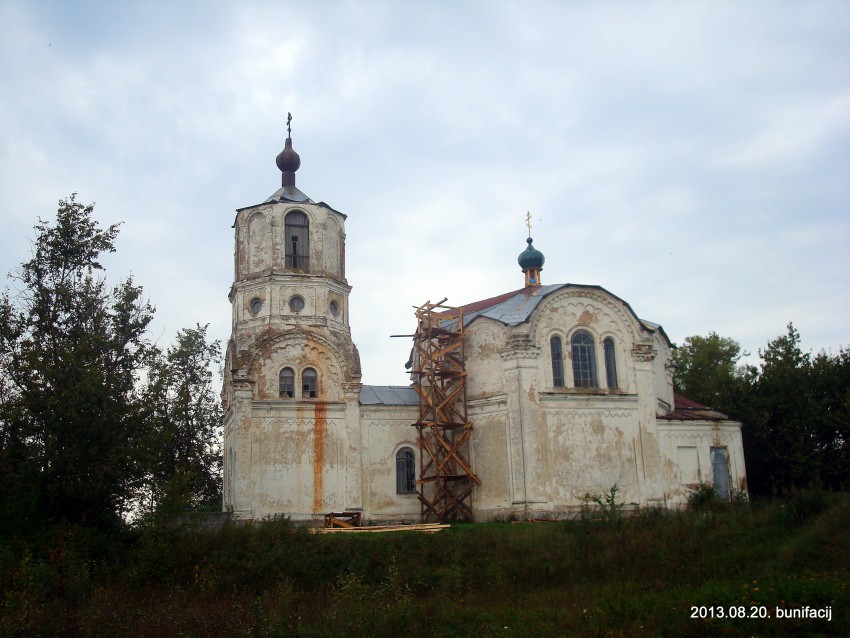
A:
222;115;363;521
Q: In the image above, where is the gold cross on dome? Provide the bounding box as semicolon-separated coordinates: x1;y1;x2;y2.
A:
525;210;533;237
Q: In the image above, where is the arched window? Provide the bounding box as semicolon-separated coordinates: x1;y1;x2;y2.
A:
279;367;295;398
571;331;598;388
396;447;416;494
604;337;618;389
302;367;317;398
550;336;564;387
284;211;309;270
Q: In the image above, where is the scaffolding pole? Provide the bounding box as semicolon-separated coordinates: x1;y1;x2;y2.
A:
411;299;480;522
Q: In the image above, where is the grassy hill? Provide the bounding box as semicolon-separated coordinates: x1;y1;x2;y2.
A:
2;492;848;637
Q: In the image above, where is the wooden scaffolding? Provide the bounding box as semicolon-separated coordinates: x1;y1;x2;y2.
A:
411;299;481;522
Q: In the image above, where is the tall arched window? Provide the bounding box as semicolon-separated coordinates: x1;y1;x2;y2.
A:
302;367;317;398
279;367;295;397
284;211;309;270
571;331;598;388
396;447;416;494
604;337;618;389
550;336;564;387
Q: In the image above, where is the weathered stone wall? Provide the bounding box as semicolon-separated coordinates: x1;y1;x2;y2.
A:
657;421;748;506
223;195;362;522
460;286;682;519
360;406;421;523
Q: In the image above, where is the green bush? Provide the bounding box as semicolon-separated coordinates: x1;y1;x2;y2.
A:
687;482;720;511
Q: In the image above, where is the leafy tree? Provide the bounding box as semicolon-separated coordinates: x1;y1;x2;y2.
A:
141;324;223;516
743;324;811;494
808;347;850;489
672;325;849;496
743;323;850;495
672;332;753;415
0;195;156;532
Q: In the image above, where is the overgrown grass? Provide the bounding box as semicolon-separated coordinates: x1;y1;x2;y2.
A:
2;493;848;636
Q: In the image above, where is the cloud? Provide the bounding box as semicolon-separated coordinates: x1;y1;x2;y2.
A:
726;93;850;167
0;0;848;387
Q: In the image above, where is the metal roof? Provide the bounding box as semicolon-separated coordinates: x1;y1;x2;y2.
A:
359;385;419;406
457;284;668;347
461;284;566;327
232;193;347;224
658;394;733;421
264;185;314;204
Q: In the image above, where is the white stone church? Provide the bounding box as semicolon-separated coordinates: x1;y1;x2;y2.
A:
221;127;747;523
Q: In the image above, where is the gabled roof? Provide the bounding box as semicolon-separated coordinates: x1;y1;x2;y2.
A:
457;283;671;346
360;385;419;406
658;393;733;421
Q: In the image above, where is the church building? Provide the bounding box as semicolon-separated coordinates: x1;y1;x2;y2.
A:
221;125;747;523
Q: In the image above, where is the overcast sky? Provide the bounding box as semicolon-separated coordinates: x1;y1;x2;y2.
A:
1;0;848;386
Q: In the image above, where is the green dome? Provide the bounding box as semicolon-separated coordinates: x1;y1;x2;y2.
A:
518;237;545;270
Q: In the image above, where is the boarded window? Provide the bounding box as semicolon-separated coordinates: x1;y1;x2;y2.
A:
677;446;700;484
711;447;731;502
396;447;416;494
284;211;310;270
571;331;598;388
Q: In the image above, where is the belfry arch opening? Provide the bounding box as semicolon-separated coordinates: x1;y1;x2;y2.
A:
285;210;309;270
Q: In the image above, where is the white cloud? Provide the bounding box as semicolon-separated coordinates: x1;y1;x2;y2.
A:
0;0;847;387
726;93;850;167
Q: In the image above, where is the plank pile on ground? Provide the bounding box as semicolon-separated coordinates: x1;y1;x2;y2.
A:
315;523;450;534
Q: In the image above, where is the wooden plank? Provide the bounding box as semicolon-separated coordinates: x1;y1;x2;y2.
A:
324;511;362;528
315;523;450;534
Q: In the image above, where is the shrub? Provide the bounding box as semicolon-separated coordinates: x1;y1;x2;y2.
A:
687;482;720;511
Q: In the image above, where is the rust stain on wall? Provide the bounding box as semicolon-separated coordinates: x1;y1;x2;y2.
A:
312;403;327;513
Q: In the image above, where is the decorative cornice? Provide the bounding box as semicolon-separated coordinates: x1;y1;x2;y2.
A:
631;343;656;362
544;410;633;419
360;409;418;421
499;334;540;360
251;400;347;411
660;430;738;442
244;328;348;376
343;382;363;399
531;288;643;344
362;420;418;428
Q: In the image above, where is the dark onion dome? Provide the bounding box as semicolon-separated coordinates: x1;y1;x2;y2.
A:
276;137;301;187
518;237;545;270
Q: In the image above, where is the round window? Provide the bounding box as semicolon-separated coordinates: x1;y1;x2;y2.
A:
329;300;339;317
250;298;262;315
289;295;305;312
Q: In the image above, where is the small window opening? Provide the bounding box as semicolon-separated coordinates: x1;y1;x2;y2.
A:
604;337;618;389
302;367;317;398
279;367;295;398
396;448;416;494
284;211;310;270
571;331;598;388
289;295;305;313
550;336;564;387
